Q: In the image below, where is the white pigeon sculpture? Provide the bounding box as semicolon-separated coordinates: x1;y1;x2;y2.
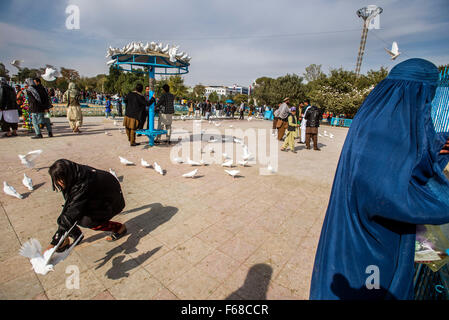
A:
41;67;59;82
22;174;33;191
225;170;240;178
109;168;119;181
161;44;170;53
106;59;116;65
3;181;23;199
119;156;134;165
385;41;401;60
154;162;164;175
141;158;151;168
18;149;43;168
19;223;83;275
182;169;198;178
168;45;179;63
222;160;233;167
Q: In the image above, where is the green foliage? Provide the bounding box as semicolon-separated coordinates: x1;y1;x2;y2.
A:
208;91;219;103
303;64;324;82
253;74;305;106
193;84;206;100
233;94;248;105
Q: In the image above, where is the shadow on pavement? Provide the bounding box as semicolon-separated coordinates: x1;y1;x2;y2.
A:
225;264;273;300
92;202;178;279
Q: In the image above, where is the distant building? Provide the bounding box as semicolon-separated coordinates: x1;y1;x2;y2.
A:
204;84;249;98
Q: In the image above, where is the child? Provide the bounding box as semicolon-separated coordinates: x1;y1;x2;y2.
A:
280;107;298;153
45;159;127;253
105;97;112;118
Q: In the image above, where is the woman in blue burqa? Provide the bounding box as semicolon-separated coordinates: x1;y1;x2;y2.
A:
310;58;449;300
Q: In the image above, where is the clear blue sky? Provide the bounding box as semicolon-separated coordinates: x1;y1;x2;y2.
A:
1;0;448;87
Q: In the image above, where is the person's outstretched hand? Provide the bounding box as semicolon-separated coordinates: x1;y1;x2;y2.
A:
440;138;449;154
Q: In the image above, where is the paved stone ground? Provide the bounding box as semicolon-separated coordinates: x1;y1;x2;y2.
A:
0;115;349;300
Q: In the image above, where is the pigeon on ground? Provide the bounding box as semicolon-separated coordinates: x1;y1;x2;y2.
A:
234;138;243;144
119;156;134;165
22;174;33;191
18;150;43;168
187;158;201;166
229;125;233;128
182;169;198;178
225;170;240;178
222;160;233;167
214;122;221;127
19;223;83;275
141;158;151;168
238;160;248;167
209;138;218;143
114;120;118;126
223;153;231;160
247;117;253;121
385;41;401;60
242;146;253;161
329;133;334;139
154;162;164;175
173;157;183;164
3;182;23;199
109;168;119;181
267;164;276;173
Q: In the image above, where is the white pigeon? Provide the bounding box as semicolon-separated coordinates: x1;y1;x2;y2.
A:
119;156;134;165
11;59;23;70
242;146;253;161
329;133;334;139
234;138;243;144
209;138;218;143
141;158;151;168
187;158;201;166
182;169;198;178
119;128;125;134
106;59;116;66
109;168;119;181
19;224;83;275
247;117;253;121
225;170;240;178
153;162;164;175
214;122;221;127
222;160;233;167
385;41;401;60
323;130;329;137
222;153;231;160
22;174;33;191
238;160;248;167
18;150;43;168
173;157;184;164
318;133;323;137
3;181;23;199
229;125;233;128
105;131;111;135
267;164;276;173
41;67;59;82
114;120;118;126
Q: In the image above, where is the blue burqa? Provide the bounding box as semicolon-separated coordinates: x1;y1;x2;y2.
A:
310;58;449;300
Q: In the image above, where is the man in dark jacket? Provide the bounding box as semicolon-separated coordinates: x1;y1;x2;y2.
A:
154;84;174;144
123;83;146;146
0;77;19;137
304;104;323;151
25;78;53;139
46;159;126;252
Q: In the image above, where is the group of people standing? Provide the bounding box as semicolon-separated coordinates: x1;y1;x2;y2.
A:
273;98;323;153
122;83;175;146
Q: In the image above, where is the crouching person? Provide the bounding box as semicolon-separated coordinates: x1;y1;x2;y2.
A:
46;159;127;253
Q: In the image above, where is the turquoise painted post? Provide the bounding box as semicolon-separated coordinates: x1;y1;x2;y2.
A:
148;66;155;146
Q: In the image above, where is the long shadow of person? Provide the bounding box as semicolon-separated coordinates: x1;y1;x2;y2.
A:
225;264;273;300
330;273;397;300
94;202;178;278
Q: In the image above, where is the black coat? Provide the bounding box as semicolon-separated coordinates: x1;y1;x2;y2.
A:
124;91;147;120
305;105;322;127
55;160;125;233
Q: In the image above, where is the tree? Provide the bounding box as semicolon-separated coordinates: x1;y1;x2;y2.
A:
193;84;206;99
303;64;324;82
11;67;42;82
208;91;219;103
233;94;248;105
60;67;80;81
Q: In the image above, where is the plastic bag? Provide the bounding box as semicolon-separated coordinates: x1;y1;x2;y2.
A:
415;224;449;272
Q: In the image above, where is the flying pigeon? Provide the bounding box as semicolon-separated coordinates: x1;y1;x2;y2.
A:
182;169;198;178
222;160;233;167
187;158;201;166
41;67;59;82
11;59;23;70
18;150;43;168
225;170;240;178
141;158;151;168
385;41;401;60
109;168;119;181
3;181;23;199
153;162;164;175
22;174;33;191
19;223;83;275
119;156;134;165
